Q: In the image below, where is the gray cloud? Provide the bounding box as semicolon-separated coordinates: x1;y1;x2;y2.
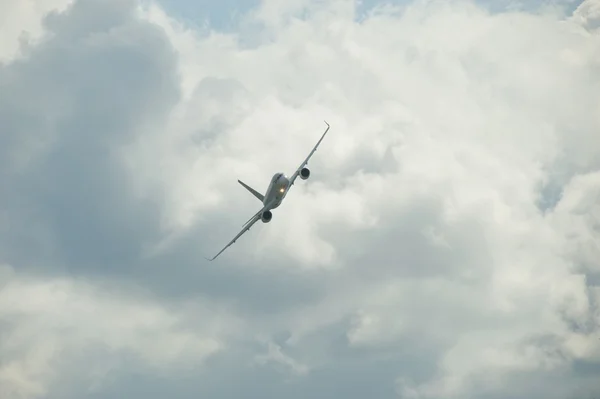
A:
1;0;600;398
0;0;179;276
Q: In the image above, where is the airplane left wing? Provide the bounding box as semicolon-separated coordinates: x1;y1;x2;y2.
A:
205;201;274;261
288;120;330;188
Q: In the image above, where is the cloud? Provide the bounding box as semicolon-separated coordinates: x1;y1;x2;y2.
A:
0;0;74;62
0;0;180;274
572;0;600;29
254;341;310;376
0;0;599;398
0;265;233;399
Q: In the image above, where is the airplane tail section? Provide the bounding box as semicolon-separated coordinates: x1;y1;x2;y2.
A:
238;180;264;202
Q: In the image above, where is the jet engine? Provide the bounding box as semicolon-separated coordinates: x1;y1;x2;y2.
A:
261;210;272;223
300;167;310;180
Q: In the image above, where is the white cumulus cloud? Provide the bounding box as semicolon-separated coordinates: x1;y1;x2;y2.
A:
0;0;599;398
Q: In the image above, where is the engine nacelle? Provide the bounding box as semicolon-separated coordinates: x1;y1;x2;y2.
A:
261;210;272;223
300;167;310;180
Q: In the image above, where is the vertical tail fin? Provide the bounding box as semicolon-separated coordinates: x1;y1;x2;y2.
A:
238;180;264;202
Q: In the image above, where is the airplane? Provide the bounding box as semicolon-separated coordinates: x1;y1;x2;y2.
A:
205;120;331;261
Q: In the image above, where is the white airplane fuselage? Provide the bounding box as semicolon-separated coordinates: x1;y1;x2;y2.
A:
263;172;290;210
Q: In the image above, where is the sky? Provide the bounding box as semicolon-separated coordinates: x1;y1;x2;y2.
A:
0;0;599;398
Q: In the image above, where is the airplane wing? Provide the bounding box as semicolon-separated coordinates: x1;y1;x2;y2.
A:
288;120;330;187
205;201;274;261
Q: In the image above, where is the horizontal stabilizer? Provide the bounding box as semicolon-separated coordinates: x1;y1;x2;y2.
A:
238;179;264;202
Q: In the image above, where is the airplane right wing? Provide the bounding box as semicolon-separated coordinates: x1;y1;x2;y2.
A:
288;120;330;188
